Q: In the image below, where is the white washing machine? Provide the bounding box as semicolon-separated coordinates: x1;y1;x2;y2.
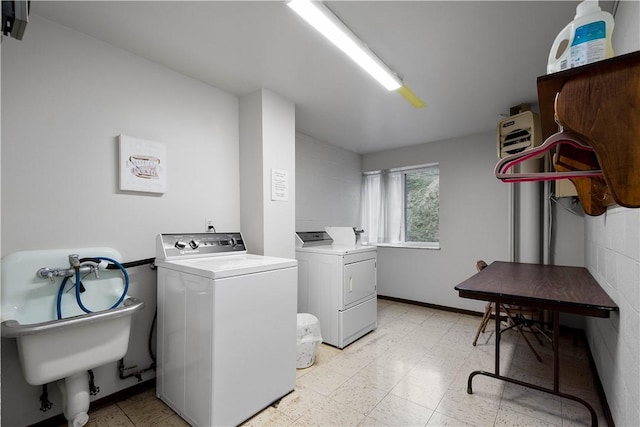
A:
295;228;377;349
155;233;297;427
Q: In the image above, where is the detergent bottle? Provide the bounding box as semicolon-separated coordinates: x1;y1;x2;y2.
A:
547;0;614;73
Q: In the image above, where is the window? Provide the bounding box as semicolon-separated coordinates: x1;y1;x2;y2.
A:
361;164;439;248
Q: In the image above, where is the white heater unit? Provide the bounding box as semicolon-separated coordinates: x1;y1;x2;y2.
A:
2;0;29;40
497;111;542;159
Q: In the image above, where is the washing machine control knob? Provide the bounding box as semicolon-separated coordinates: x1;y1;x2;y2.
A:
174;240;187;250
189;239;200;249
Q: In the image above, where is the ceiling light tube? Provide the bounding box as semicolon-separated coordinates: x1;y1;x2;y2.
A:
287;0;402;91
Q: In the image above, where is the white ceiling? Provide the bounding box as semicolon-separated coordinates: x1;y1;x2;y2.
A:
31;1;606;154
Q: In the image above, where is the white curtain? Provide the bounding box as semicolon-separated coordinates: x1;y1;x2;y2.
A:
361;171;403;244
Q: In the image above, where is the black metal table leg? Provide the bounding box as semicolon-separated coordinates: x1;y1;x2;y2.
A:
466;307;598;427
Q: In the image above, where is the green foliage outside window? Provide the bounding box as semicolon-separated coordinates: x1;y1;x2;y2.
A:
404;168;439;243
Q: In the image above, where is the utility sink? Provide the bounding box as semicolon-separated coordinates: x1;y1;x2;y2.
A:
1;248;144;426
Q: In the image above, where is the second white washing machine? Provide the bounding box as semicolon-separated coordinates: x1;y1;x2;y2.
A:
155;232;297;427
295;227;377;349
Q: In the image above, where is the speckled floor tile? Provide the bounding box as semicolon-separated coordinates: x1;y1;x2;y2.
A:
86;405;135;427
296;364;352;396
367;393;433;426
273;385;328;421
561;398;606;427
295;396;366;426
390;376;447;411
150;413;191;426
116;388;176;426
495;405;560;427
357;415;389;426
240;406;296;427
499;383;563;426
435;387;501;426
314;343;342;364
321;351;372;377
329;377;388;415
426;410;474;426
351;357;413;392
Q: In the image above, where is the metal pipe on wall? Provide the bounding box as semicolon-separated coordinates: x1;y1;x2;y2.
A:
511;161;543;264
543;180;552;265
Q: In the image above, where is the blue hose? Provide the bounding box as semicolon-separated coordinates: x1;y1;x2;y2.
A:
56;276;68;320
56;257;129;320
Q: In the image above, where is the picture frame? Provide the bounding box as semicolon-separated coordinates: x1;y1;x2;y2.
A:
119;134;167;194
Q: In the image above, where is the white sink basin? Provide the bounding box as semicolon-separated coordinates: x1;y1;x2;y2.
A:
2;296;143;385
1;248;144;426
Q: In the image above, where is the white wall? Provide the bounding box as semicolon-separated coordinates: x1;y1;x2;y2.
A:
550;200;585;267
362;131;511;311
549;198;588;328
585;207;640;426
240;89;296;259
262;90;296;259
1;17;240;259
295;132;362;231
239;91;265;255
1;16;240;426
583;2;640;425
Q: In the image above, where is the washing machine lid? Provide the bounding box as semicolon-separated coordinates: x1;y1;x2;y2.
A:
295;244;377;256
155;253;297;279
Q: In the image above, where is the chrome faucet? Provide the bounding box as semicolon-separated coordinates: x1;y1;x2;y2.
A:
69;254;80;269
36;254;96;282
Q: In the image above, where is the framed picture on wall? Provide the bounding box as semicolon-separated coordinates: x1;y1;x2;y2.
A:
119;134;167;194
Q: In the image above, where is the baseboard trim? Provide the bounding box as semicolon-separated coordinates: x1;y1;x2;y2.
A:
378;294;484;317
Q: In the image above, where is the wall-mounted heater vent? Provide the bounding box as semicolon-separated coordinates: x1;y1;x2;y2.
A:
497;111;542;159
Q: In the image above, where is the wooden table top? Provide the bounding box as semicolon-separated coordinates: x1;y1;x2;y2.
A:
455;261;619;318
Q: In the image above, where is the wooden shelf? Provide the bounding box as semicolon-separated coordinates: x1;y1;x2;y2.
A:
537;50;640;216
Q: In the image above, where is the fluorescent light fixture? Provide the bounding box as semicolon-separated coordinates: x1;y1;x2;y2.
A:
287;0;402;91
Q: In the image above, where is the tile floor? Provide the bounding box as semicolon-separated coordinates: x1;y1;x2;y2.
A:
78;299;606;426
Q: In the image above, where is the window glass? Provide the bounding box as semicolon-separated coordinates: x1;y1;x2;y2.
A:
404;167;439;243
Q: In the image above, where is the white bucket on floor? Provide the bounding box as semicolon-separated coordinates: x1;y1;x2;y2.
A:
296;313;322;369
